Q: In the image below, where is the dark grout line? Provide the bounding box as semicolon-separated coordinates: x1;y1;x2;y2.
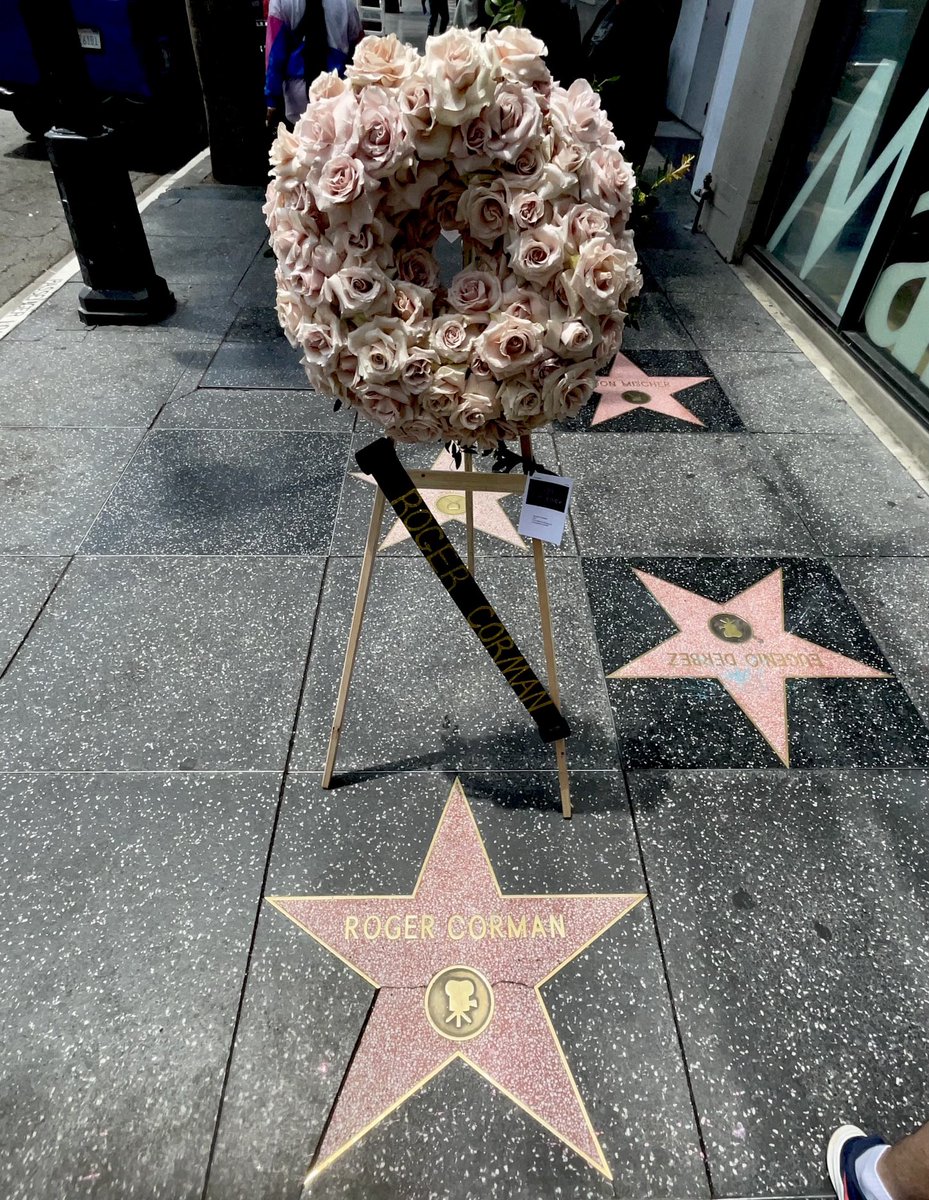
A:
199;554;330;1200
0;554;74;682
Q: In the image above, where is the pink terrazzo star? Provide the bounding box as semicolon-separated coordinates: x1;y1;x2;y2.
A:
269;780;642;1182
610;568;888;764
354;448;525;550
590;353;710;426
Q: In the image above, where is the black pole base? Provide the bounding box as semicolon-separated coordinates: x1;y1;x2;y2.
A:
77;276;176;326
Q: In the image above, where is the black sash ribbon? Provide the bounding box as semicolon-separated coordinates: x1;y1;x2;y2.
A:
355;438;571;744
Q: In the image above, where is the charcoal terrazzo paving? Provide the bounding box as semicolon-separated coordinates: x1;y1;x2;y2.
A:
206;773;707;1200
82;430;349;555
619;293;696;352
0;428;142;553
764;431;929;554
232;249;277;307
291;556;616;772
141;185;266;240
0;771;279;1200
555;433;814;556
556;350;743;433
202;338;310;389
668;290;797;352
642;246;748;292
627;770;929;1198
832;556;929;721
330;430;576;556
156;386;354;432
702;350;866;434
584;556;929;769
0;557;66;670
127;236;264;303
0;556;324;769
0;333;209;427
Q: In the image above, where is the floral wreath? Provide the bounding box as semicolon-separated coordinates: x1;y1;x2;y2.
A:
265;27;642;449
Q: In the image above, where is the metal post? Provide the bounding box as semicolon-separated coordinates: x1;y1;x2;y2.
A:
19;0;174;325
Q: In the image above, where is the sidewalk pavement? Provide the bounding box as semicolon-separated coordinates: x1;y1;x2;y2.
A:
1;160;928;1200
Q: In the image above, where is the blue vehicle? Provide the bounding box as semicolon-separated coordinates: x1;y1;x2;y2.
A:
0;0;201;151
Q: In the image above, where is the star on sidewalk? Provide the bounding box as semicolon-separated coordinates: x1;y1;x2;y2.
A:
269;780;642;1181
591;353;710;426
609;568;888;765
354;447;525;550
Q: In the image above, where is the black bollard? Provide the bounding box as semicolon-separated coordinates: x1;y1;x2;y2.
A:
19;0;174;325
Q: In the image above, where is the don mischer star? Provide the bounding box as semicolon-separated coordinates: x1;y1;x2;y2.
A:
343;912;567;942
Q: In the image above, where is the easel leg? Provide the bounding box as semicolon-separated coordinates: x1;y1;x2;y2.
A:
463;451;475;575
520;435;571;819
321;487;386;788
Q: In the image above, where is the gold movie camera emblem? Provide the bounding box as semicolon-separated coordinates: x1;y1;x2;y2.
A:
425;965;495;1041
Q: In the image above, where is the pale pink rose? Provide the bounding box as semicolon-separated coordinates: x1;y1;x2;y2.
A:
324;264;393;315
476;417;521;448
556;201;612;249
563;235;634;316
469;354;494;380
426;365;467;416
295;90;358;164
312;154;367;211
309;70;348;100
449;397;496;438
348;317;409;383
484;26;550;87
486;82;543;163
543;307;600;358
509;191;546;230
400;347;439;394
450;111;494;167
423;29;494;126
541;358;597;420
385;162;442;213
536;159;578;202
530;352;563;387
431;313;477;364
502;285;549;324
392;281;434;328
505;141;549;191
393;414;445;443
448;269;501;316
397;75;455;159
332;346;360;390
275;286;310;346
498;377;543;422
300;313;340;366
395;248;440;290
477;314;545;377
347;34;418;89
552;133;586;176
426;175;467;230
355;381;415;430
269;125;303;190
508;224;563;285
564;79;611;144
579;146;634;220
354;87;411;177
598;313;626;359
457;179;508;246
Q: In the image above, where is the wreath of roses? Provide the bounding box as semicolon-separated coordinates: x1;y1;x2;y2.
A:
265;27;642;448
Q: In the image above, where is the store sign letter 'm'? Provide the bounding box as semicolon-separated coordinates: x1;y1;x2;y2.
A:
768;59;929;314
864;190;929;384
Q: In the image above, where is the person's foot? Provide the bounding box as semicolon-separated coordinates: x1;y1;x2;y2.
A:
827;1125;891;1200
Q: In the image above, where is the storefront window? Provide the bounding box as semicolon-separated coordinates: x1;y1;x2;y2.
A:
759;0;929;406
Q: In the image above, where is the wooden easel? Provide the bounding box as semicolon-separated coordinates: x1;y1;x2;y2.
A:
321;433;572;819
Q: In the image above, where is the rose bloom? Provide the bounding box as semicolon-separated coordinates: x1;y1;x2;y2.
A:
579;146;634;220
543;307;600;358
563;236;634;316
395;248;440;290
347;34;418;89
448;269;501;315
478;314;545;378
508;224;563;285
269;125;302;191
353;87;411;177
348;316;409;383
355;380;416;430
530;351;563;387
400;346;439;393
504;140;549;191
552;132;586;176
486;82;543;163
598;312;627;359
300;313;340;366
393;414;445;443
296;90;358;163
501;285;549;324
509;190;546;230
426;174;467;230
541;358;597;421
431;313;478;364
457;179;508;246
385;162;442;214
555;201;612;250
309;70;347;100
397;75;454;160
449;392;497;438
426;365;468;416
392;281;434;329
484;26;550;87
499;376;543;422
312;154;367;212
324;264;393;316
450;111;494;169
423;29;494;126
276;285;310;346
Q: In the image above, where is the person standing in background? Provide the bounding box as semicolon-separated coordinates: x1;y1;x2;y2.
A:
428;0;450;37
265;0;359;126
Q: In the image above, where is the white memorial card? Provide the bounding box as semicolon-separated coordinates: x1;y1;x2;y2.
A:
518;473;573;546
